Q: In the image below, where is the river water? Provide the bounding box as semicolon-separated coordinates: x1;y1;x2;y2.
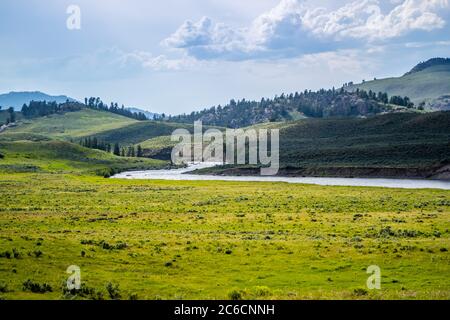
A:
112;162;450;190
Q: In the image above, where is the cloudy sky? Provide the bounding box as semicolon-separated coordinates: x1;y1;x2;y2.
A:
1;0;449;114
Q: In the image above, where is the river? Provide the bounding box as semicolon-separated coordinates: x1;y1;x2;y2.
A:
111;162;450;190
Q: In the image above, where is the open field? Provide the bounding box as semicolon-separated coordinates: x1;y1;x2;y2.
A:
0;171;449;300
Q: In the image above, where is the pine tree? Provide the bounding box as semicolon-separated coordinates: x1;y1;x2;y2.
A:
137;145;143;157
113;143;120;156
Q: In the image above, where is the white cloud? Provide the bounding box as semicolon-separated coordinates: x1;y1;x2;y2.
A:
123;51;201;71
163;0;449;60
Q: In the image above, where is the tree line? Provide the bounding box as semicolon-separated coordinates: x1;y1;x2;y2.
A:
21;100;83;118
78;137;143;158
19;98;149;121
84;97;148;120
0;106;16;125
165;88;416;128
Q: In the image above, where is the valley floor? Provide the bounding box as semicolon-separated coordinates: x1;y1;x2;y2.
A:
0;173;449;300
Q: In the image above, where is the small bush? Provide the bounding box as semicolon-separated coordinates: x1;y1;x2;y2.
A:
0;251;11;259
23;279;53;293
12;248;21;259
0;282;9;293
353;288;368;296
228;290;243;300
105;282;121;300
128;293;139;300
62;282;104;300
254;286;272;297
32;250;43;258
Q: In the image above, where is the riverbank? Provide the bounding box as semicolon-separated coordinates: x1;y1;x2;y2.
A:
190;164;450;181
112;163;450;190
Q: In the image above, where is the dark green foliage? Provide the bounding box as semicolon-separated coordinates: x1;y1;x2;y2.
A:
79;137;111;154
167;88;401;128
62;282;104;300
228;290;243;300
105;282;121;300
136;145;143;157
23;279;53;293
81;239;128;250
389;95;414;108
21;101;83;118
113;143;120;156
7;107;16;123
84;97;147;120
0;282;9;293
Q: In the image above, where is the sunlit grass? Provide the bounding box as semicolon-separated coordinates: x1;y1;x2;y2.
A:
0;173;448;300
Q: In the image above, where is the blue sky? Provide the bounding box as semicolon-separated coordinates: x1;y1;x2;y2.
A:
1;0;449;114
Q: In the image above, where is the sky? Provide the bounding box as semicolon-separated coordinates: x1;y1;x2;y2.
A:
1;0;449;114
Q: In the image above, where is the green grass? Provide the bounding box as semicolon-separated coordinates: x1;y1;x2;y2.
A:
348;64;450;105
0;172;448;300
83;121;194;146
0;139;168;176
7;108;137;139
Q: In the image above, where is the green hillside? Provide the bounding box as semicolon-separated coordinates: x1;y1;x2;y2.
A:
191;111;450;178
8;108;137;139
84;121;194;146
278;111;450;167
0;138;167;176
348;61;450;109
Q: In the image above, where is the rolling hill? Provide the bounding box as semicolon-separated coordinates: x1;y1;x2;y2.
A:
7;108;138;139
0;137;167;176
347;58;450;109
0;91;76;111
189;111;450;179
83;121;195;146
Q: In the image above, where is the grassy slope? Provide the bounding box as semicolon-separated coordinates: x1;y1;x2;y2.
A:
85;121;194;146
142;112;450;175
348;65;450;105
0;172;448;300
0;137;167;176
278;111;450;168
7;108;137;139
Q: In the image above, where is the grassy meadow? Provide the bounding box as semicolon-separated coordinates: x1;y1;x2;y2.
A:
0;170;449;300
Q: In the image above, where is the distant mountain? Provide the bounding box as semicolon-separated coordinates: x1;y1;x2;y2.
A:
0;91;77;111
347;58;450;110
126;107;159;120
